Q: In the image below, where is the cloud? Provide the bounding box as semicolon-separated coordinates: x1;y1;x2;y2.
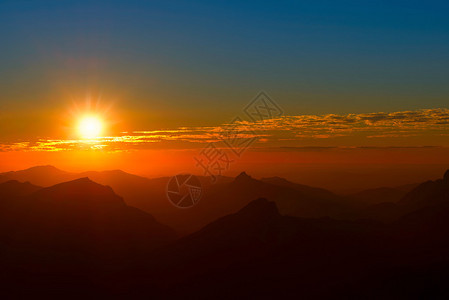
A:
2;108;449;152
254;108;449;139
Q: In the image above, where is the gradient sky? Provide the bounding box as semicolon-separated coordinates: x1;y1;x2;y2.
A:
1;0;449;184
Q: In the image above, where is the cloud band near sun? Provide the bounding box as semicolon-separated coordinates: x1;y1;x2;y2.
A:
2;108;449;152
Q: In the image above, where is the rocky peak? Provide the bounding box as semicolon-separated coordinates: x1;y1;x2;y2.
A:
444;169;449;185
234;171;252;182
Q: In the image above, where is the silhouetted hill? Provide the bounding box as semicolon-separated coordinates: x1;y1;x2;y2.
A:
0;178;176;261
184;198;282;244
261;176;339;200
1;166;356;233
3;179;449;297
349;187;408;204
352;169;449;222
133;171;358;233
3;165;448;233
0;166;220;232
30;177;127;208
399;172;449;210
223;171;354;217
0;177;177;296
0;165;76;186
0;180;41;198
136;192;449;298
132;198;390;298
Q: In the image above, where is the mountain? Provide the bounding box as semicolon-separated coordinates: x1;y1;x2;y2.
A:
155;198;284;269
399;170;449;209
0;180;41;198
218;172;354;217
347;182;420;205
132;192;449;298
11;166;449;234
0;165;76;186
0;178;176;259
0;166;353;233
131;171;359;233
261;176;339;201
0;177;177;296
0;196;381;297
349;187;409;205
352;169;449;222
132;198;399;298
3;177;449;297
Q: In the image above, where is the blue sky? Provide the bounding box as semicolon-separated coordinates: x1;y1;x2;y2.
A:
1;0;449;129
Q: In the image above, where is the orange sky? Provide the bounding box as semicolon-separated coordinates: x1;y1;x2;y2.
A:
1;146;449;191
1;98;449;190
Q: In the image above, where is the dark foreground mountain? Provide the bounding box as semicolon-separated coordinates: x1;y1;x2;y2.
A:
2;170;449;297
83;188;449;298
3;196;449;297
0;178;176;267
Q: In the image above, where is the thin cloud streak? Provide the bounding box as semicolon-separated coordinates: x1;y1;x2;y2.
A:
2;108;449;152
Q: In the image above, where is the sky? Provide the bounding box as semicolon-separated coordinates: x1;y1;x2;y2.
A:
1;0;449;186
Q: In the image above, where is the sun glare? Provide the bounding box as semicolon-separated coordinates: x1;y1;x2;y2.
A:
78;116;103;139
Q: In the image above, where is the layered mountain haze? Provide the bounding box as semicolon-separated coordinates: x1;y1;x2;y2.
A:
2;1;449;297
3;165;447;232
0;178;176;260
0;165;76;187
348;170;449;222
348;186;413;205
261;176;339;200
1;166;356;232
148;198;384;298
0;170;343;235
2;167;449;296
399;170;449;210
0;180;41;198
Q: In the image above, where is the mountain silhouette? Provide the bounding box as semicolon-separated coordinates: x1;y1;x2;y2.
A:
0;178;176;261
1;166;353;233
0;165;76;186
139;198;392;298
2;170;449;297
145;170;357;233
143;190;449;298
5;166;449;232
399;172;449;210
261;176;339;201
30;177;126;208
352;169;449;222
348;186;409;205
222;171;354;218
0;180;41;198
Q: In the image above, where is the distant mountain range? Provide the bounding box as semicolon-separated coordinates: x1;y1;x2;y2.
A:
0;165;434;232
0;179;41;198
0;166;352;232
0;178;175;256
2;167;449;296
2;168;449;296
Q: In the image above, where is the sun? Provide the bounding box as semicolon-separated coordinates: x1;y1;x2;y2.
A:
78;116;103;139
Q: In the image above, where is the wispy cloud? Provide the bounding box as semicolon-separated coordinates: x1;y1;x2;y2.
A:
2;108;449;152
